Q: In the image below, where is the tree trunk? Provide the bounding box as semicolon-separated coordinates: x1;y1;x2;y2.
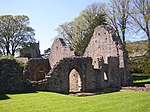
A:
122;30;126;48
148;34;150;59
146;19;150;58
6;42;10;55
12;49;15;56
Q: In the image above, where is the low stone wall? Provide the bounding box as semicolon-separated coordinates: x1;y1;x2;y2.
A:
122;84;150;92
23;58;50;81
0;59;29;93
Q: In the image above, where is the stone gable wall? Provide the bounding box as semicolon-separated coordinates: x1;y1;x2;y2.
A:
84;25;120;65
49;38;75;69
84;25;132;86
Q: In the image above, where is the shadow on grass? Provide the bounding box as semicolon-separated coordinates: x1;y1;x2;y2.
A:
0;94;10;100
0;90;38;100
133;76;150;81
132;75;150;87
133;81;150;87
0;90;38;95
6;90;38;95
69;88;121;96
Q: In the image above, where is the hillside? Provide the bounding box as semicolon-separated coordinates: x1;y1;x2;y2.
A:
126;40;148;58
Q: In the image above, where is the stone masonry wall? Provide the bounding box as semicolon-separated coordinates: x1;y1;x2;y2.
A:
69;69;81;92
0;25;133;94
84;25;120;65
37;57;122;93
84;25;132;86
49;38;75;69
37;57;97;93
0;59;29;93
23;58;50;81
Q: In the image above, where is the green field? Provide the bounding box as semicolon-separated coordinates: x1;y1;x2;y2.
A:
0;91;150;112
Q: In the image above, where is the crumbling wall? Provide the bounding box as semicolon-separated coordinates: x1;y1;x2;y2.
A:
49;38;75;69
37;57;122;93
0;25;133;94
0;59;29;93
24;58;50;81
84;25;120;65
84;25;132;86
37;57;97;93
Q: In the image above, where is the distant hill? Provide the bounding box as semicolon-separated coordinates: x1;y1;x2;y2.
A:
126;40;148;58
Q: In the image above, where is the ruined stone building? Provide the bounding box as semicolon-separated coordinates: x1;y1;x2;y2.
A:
23;25;132;93
0;25;132;94
20;42;41;58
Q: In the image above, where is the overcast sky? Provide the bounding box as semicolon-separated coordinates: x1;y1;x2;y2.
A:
0;0;110;53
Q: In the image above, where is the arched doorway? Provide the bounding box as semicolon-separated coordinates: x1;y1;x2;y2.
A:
69;69;82;92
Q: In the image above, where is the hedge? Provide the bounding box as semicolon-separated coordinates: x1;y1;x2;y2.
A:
130;57;150;74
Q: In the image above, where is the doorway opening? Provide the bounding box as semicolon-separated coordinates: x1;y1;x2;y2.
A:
69;69;82;93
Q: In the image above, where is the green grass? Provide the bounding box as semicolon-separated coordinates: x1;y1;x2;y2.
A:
0;91;150;112
132;73;150;83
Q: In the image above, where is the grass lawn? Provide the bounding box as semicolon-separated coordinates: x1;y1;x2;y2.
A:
0;91;150;112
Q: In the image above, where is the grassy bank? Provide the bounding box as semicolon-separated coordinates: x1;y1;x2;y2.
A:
132;73;150;83
0;91;150;112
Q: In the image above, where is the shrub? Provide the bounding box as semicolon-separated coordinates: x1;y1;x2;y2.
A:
16;60;25;71
130;56;150;74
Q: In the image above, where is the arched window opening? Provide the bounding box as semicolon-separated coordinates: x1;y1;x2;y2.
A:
69;69;82;93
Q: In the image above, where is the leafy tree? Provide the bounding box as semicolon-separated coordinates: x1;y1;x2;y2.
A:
128;0;150;58
106;0;131;46
0;15;35;56
57;3;106;55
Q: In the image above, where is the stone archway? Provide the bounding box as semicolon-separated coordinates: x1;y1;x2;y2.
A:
69;69;82;92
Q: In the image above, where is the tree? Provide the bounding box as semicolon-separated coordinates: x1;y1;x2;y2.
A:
0;15;35;56
57;3;106;55
128;0;150;58
106;0;131;46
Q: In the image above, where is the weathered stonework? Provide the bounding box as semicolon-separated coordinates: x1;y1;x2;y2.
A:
122;84;150;92
23;58;50;81
0;59;29;93
1;25;133;94
84;25;132;86
27;25;131;93
32;25;132;93
49;38;75;69
69;69;81;92
43;57;96;93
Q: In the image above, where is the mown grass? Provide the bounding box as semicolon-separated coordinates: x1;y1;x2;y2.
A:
0;91;150;112
132;73;150;83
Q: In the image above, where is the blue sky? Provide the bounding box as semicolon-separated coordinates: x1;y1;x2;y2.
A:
0;0;110;53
